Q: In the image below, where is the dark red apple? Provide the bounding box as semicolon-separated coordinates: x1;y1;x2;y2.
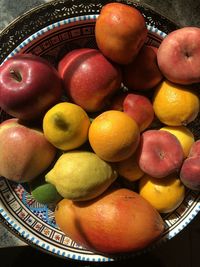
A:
58;48;122;112
0;54;63;121
122;45;163;91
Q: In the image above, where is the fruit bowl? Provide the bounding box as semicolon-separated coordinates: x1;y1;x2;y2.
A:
0;0;200;262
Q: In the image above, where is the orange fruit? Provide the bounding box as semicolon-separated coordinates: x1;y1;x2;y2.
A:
88;110;140;162
153;80;199;126
116;153;144;181
139;174;185;213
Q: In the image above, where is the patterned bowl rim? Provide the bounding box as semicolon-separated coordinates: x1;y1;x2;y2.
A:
0;0;199;263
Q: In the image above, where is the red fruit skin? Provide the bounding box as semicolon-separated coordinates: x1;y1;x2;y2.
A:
180;156;200;191
123;93;154;132
157;27;200;85
137;130;184;178
0;54;63;120
123;45;163;91
58;48;122;112
189;140;200;157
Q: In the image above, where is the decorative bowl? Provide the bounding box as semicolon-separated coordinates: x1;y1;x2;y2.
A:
0;0;200;262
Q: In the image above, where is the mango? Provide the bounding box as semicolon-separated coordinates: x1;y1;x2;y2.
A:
55;188;165;254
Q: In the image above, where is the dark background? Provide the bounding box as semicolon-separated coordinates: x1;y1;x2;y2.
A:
0;0;200;266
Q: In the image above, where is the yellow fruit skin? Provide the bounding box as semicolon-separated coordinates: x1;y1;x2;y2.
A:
160;126;194;158
153;80;199;126
43;102;90;151
88;110;140;162
139;174;185;213
45;151;118;201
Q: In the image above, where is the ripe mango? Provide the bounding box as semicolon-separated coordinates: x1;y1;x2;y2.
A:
55;188;164;254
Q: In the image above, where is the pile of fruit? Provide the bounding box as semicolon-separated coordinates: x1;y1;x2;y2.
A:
1;2;200;255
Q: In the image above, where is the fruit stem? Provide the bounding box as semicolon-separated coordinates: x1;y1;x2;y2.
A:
10;69;22;82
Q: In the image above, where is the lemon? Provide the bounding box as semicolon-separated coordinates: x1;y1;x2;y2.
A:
45;151;118;201
153;80;199;126
160;126;195;158
43;102;90;151
139;174;185;213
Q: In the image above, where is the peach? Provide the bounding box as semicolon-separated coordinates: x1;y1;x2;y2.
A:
0;118;57;182
95;3;148;64
123;45;163;91
137;130;184;178
55;188;164;254
189;140;200;157
157;27;200;85
180;157;200;190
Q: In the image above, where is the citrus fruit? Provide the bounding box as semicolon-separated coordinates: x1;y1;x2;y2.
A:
45;151;118;201
160;126;195;157
43;102;90;151
29;176;62;205
116;153;144;181
88;110;140;162
153;80;199;126
139;174;185;213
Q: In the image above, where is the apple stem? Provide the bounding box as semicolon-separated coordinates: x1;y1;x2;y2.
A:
10;69;22;82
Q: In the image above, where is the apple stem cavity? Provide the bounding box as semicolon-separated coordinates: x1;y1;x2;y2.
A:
10;69;22;82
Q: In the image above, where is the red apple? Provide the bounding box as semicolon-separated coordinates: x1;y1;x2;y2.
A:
123;45;163;90
109;92;154;132
58;48;122;112
137;130;184;178
0;54;63;121
95;2;148;64
0;118;57;182
157;27;200;85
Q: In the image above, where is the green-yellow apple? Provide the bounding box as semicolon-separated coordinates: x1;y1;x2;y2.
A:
0;118;57;182
0;54;63;121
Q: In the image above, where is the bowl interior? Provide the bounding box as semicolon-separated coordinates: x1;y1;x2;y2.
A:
0;0;200;262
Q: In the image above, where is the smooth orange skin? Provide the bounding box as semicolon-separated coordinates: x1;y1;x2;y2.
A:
95;3;148;64
55;188;164;254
